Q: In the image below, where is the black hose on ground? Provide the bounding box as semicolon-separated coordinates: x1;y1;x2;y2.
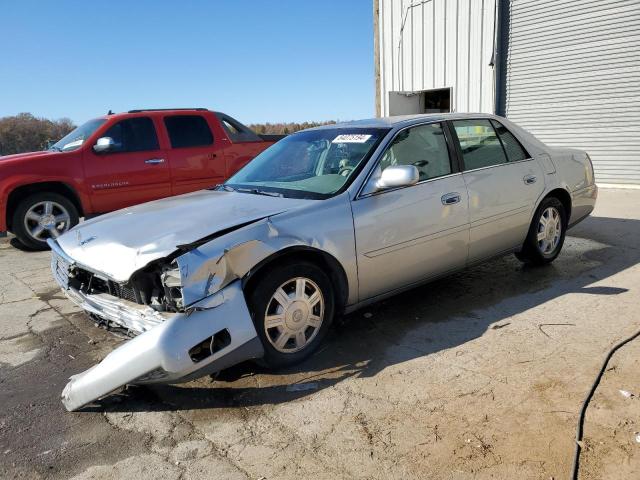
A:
571;327;640;480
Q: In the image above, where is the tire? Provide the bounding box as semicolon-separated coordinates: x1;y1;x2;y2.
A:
247;260;335;369
515;196;567;266
11;192;79;251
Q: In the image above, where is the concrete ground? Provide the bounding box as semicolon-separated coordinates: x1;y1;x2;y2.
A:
1;188;639;479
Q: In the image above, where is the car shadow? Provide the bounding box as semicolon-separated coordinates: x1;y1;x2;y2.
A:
9;237;37;251
89;215;639;413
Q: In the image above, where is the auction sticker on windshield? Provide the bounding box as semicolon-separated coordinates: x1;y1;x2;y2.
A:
332;134;372;143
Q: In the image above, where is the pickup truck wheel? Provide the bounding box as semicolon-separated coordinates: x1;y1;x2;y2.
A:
515;197;567;266
12;193;79;250
247;261;335;369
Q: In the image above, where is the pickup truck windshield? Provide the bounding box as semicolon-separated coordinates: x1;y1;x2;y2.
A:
224;128;388;199
49;118;106;152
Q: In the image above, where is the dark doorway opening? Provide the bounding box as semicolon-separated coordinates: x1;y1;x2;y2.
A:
424;88;451;113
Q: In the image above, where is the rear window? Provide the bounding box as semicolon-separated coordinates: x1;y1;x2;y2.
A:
164;115;214;148
222;119;240;135
491;120;530;162
216;113;262;142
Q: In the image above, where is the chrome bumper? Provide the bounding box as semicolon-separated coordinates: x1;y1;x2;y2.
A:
48;240;263;412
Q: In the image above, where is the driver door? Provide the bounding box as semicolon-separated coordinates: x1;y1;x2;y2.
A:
83;116;172;212
351;122;470;301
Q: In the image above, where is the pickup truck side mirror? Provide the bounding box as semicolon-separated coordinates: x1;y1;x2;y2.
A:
375;165;420;190
93;136;115;154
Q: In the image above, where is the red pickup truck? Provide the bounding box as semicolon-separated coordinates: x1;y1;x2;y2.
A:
0;109;282;249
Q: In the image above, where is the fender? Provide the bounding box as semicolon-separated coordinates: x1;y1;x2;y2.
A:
1;176;92;231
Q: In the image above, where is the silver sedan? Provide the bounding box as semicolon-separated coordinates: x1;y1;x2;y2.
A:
49;113;597;411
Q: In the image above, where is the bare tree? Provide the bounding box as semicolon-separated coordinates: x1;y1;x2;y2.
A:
0;113;75;155
248;120;337;135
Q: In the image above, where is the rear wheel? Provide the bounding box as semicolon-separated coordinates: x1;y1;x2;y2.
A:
247;261;335;369
11;193;78;250
515;197;567;266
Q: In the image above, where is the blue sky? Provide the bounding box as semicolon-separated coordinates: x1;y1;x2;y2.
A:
0;0;374;125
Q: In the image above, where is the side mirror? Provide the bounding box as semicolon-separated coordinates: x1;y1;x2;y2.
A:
93;137;115;153
376;165;420;190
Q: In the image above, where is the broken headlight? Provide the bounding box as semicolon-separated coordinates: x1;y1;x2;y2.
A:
127;258;186;312
160;264;184;311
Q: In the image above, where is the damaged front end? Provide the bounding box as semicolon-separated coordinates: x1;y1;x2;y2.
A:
49;192;355;412
48;239;264;411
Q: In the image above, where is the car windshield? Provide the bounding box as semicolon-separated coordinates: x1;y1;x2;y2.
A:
224;128;388;199
49;118;106;152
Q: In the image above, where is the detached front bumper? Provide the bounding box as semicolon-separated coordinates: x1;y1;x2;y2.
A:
48;240;263;412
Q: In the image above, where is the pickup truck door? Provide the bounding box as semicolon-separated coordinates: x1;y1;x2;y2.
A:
352;122;469;301
449;119;545;263
161;114;227;195
83;116;172;212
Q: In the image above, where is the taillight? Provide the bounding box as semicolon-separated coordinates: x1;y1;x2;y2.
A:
585;153;595;183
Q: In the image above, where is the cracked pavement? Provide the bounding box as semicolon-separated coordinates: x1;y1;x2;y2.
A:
1;188;639;479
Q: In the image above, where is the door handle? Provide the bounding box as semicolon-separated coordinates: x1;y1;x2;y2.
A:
145;158;165;165
441;192;461;205
523;174;537;185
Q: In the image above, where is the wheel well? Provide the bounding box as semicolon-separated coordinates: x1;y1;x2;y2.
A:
544;188;572;222
243;247;350;311
6;182;83;230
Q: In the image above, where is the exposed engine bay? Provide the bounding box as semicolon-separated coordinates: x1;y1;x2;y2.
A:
69;260;184;315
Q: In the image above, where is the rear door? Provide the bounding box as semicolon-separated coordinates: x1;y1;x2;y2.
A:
450;118;545;263
352;122;469;301
162;114;227;194
83;116;171;212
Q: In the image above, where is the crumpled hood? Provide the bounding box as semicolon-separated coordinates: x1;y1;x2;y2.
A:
56;190;310;282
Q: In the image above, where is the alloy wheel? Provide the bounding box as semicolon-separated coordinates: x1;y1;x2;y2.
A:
23;200;71;242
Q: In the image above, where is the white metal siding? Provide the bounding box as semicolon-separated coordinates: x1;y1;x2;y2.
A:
505;0;640;185
377;0;497;117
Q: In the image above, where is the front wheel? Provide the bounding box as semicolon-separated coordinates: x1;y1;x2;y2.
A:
515;197;567;266
11;192;79;251
247;261;335;369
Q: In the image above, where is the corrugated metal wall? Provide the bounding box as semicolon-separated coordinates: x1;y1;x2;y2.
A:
505;0;640;185
377;0;497;116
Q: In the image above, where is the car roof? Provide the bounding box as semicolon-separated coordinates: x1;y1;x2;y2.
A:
308;112;502;130
93;108;215;120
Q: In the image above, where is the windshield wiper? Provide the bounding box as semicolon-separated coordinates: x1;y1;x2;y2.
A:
48;146;62;152
237;188;283;198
